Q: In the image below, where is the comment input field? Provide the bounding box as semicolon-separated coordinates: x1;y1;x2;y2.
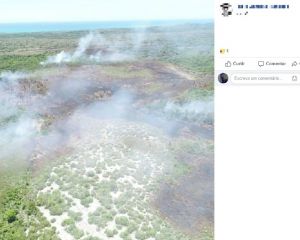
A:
231;74;300;84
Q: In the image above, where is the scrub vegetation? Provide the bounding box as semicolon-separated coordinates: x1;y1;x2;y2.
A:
0;23;213;240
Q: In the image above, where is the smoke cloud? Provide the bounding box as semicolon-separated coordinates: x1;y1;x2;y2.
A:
1;27;213;175
41;32;141;65
0;69;137;169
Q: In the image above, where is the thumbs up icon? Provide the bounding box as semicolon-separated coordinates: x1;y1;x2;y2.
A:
225;61;232;67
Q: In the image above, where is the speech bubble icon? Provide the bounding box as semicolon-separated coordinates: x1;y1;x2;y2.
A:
258;61;265;67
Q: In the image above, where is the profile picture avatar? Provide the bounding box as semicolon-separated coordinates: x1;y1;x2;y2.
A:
218;73;229;83
220;3;232;17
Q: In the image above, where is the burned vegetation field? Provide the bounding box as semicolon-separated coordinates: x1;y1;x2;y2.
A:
0;23;213;240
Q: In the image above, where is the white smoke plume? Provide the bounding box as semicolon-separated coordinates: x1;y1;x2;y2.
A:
41;32;135;65
0;71;28;81
0;69;134;169
0;71;29;118
0;72;39;168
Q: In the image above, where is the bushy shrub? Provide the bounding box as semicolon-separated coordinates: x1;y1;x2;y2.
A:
104;228;118;238
87;171;95;177
81;196;93;207
135;230;147;240
37;190;69;216
65;224;84;239
115;216;129;226
62;218;75;226
68;210;82;222
4;209;17;223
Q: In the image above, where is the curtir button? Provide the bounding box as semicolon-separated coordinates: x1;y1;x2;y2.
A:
233;61;245;66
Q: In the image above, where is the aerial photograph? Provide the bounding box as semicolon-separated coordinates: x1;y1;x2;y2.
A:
0;0;213;239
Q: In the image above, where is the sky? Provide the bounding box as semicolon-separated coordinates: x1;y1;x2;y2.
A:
0;0;213;23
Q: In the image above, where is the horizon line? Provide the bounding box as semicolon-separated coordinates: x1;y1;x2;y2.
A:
0;18;213;25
